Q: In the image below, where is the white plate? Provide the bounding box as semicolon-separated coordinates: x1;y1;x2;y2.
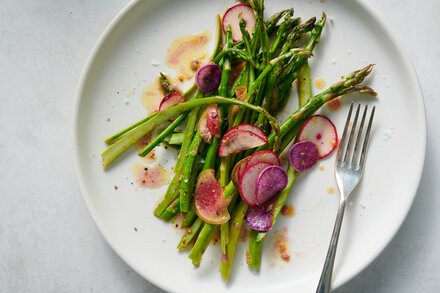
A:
73;0;426;292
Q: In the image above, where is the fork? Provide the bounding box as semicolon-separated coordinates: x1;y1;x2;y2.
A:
316;103;375;293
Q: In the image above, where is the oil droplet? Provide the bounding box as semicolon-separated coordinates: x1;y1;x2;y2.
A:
327;186;335;194
134;132;156;163
239;224;250;242
141;76;163;115
281;204;296;217
326;97;343;112
318;164;325;171
270;227;291;263
210;228;220;245
313;78;326;89
132;162;171;189
165;30;211;82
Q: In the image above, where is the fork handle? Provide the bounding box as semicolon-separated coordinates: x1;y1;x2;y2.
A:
316;199;347;293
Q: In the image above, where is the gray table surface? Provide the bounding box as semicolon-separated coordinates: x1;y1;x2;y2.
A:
1;0;439;292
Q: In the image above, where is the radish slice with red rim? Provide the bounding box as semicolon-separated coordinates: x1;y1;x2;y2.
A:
239;162;272;206
227;124;266;140
194;169;230;224
158;93;185;121
298;115;338;158
231;156;251;188
231;150;279;188
195;62;222;93
198;105;220;144
256;165;288;205
222;4;256;42
219;129;267;157
246;150;280;167
244;200;275;232
289;141;319;172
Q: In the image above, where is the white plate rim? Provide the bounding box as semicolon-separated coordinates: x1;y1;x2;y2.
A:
72;0;427;291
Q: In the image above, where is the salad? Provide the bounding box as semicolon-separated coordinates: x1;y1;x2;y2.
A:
101;0;376;281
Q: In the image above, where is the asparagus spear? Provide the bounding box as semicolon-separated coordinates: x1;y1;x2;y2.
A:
101;97;279;167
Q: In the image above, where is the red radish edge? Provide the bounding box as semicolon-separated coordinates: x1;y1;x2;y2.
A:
222;4;256;42
228;124;266;139
159;93;185;121
231;156;251;188
298;115;338;158
219;130;267;157
198;105;220;144
239;162;272;206
246;150;280;167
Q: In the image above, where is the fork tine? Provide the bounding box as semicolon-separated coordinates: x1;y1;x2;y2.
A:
336;103;353;166
358;106;375;171
351;105;368;169
342;104;361;167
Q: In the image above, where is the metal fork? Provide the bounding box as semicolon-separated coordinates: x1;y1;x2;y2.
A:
316;103;375;293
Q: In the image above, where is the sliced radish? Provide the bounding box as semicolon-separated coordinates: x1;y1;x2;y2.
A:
244;200;275;232
246;150;280;167
256;165;288;205
219;129;267;157
289;141;319;172
194;169;230;224
195;62;222;93
159;93;185;121
198;105;220;144
231;150;280;188
298;115;338;158
228;124;266;139
239;162;272;206
222;4;256;42
231;156;251;188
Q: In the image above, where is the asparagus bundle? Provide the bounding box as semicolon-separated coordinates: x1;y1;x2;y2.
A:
101;0;376;282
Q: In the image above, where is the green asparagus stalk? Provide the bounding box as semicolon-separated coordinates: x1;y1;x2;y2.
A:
182;207;198;228
188;223;217;265
101;96;279;167
247;229;263;269
180;133;203;212
154;164;182;217
219;200;248;281
161;197;180;222
178;217;204;250
167;132;184;145
139;112;188;157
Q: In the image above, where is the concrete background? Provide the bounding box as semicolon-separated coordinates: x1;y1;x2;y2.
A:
1;0;439;292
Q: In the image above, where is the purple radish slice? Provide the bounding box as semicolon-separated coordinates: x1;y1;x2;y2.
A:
239;162;272;206
222;4;256;42
231;150;280;188
158;93;185;121
246;150;280;168
195;62;222;93
289;141;319;172
227;124;266;140
194;169;231;225
298;115;338;158
245;200;275;232
219;130;267;157
198;105;220;144
256;165;288;205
